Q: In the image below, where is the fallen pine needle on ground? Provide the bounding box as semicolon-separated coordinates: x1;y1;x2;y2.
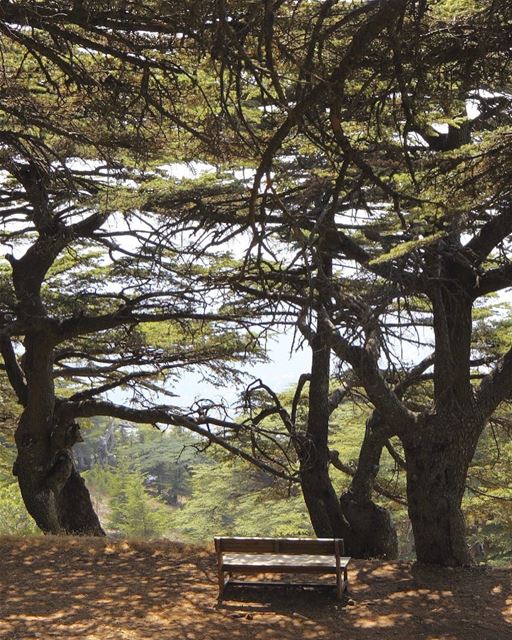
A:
0;536;510;640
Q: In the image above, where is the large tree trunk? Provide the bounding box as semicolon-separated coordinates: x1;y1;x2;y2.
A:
403;418;479;566
403;260;482;565
298;239;399;555
6;214;105;536
15;423;104;535
299;276;396;556
299;308;350;539
13;333;104;535
15;412;104;536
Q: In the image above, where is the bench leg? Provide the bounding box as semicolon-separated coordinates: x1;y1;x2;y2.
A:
336;567;349;600
336;571;343;601
217;568;225;602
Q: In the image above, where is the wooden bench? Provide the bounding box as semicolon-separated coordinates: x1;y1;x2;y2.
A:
214;536;350;601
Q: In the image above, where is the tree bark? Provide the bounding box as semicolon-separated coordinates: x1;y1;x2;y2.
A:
7;222;105;536
15;429;104;536
299;245;398;556
398;252;483;565
403;418;479;566
339;412;398;559
299;310;350;539
13;333;104;535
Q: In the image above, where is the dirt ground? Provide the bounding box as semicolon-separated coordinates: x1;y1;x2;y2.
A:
0;536;510;640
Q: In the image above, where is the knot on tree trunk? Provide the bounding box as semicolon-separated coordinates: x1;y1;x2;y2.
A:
43;419;84;495
340;489;399;559
45;450;73;493
50;420;84;451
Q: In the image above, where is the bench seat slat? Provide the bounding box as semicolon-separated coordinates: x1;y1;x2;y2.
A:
222;553;349;570
222;564;339;574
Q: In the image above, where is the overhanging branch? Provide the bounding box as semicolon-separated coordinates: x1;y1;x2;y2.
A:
0;335;27;405
59;399;298;483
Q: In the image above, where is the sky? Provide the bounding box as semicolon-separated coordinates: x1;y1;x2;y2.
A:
170;330;312;409
4;121;511;415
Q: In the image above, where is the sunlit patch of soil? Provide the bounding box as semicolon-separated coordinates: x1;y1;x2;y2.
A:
0;536;510;640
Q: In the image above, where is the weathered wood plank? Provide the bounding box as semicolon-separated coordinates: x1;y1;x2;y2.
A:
222;553;350;568
221;554;351;574
220;564;339;575
215;537;344;555
227;580;339;590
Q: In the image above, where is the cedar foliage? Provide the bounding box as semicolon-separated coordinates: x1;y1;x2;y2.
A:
0;0;511;563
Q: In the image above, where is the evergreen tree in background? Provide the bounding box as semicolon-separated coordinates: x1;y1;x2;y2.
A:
106;455;169;540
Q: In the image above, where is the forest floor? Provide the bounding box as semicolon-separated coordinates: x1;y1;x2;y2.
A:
0;536;510;640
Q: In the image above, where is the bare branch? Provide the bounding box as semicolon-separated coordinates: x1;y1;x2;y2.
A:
328;449;406;505
60;399;298;483
298;308;416;433
0;335;27;405
475;346;512;422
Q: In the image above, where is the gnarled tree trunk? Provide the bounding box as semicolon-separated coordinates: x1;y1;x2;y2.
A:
403;265;481;565
15;419;104;536
299;277;397;556
13;333;104;535
299;311;350;539
5;209;104;536
403;418;480;566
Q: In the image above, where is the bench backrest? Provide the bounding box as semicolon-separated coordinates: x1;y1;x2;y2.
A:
214;536;344;556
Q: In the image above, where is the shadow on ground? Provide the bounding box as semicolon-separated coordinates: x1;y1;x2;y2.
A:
0;536;510;640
